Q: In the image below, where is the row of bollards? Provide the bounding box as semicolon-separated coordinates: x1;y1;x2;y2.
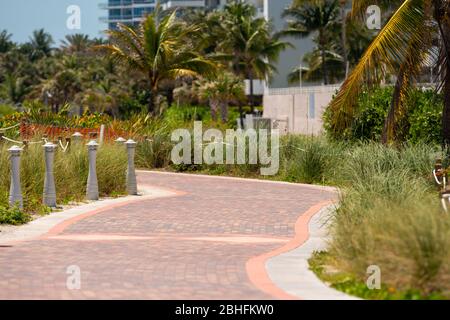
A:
7;136;138;210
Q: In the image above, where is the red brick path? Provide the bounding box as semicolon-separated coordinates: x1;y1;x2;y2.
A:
0;172;335;300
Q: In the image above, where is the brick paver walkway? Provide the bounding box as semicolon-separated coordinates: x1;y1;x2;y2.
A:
0;172;335;300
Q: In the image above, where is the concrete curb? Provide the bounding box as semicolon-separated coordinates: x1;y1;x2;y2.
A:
138;170;338;193
266;205;359;300
0;185;177;245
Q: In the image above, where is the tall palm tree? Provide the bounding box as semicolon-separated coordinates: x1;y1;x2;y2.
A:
0;30;14;53
28;29;54;59
221;1;291;114
282;0;340;85
96;10;216;115
328;0;450;146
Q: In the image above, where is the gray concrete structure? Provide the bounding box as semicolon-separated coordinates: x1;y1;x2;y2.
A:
263;84;340;135
125;139;138;195
86;140;100;201
8;146;23;209
43;142;57;208
115;137;127;144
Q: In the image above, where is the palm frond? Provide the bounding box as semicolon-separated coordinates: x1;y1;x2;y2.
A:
328;0;429;134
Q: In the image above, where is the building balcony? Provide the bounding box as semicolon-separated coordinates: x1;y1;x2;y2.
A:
99;15;134;23
162;0;206;10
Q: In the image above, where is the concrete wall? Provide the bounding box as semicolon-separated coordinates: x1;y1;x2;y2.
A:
263;85;340;135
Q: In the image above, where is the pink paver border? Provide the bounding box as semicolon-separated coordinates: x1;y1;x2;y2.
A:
41;185;187;238
246;200;335;300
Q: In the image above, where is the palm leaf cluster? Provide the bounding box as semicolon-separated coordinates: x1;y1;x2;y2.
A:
329;0;450;145
97;9;217;115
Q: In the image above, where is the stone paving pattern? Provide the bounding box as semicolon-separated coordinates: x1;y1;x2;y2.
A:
0;172;335;300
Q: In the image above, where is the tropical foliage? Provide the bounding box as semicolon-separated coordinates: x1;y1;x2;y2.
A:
327;0;450;147
282;0;374;85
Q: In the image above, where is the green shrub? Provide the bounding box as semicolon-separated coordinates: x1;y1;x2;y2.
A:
324;86;444;143
0;205;31;225
0;104;16;117
279;136;334;184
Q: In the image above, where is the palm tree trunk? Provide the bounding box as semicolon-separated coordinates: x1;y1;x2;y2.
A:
340;0;348;77
435;2;450;150
382;66;407;144
443;71;450;150
148;92;154;115
238;102;244;129
320;45;328;85
220;101;228;123
210;99;218;122
249;72;255;114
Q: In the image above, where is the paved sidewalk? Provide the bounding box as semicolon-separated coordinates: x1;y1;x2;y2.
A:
0;171;336;300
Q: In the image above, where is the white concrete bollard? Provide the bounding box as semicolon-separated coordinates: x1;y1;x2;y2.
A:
8;145;23;209
86;140;99;201
115;137;127;145
125;139;138;195
72;132;83;143
43;142;57;207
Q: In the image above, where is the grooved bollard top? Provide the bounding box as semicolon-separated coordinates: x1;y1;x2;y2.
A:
72;132;83;138
125;139;137;147
86;140;99;149
43;142;57;150
8;145;23;154
115;137;127;143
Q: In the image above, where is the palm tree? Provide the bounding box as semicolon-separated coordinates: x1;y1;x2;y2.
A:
221;1;291;114
288;49;345;84
1;73;28;104
282;0;340;85
0;30;14;53
328;0;450;146
61;34;91;53
196;73;245;122
96;10;216;115
28;29;54;59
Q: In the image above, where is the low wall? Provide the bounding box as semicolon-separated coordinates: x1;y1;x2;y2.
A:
263;85;340;135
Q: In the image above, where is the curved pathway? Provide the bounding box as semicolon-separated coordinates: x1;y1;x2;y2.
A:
0;171;336;300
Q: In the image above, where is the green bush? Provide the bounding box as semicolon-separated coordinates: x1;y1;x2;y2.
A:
324;86;444;143
0;205;31;225
0;104;16;117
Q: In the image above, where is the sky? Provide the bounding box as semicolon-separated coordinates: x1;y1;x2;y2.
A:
0;0;105;45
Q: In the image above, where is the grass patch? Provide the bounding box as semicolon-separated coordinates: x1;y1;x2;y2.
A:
309;251;448;300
